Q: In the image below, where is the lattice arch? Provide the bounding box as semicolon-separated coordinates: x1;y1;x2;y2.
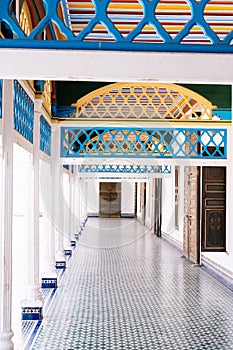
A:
72;83;215;121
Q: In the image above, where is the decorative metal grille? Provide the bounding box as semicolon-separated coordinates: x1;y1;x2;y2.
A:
14;80;34;143
0;0;232;52
0;79;2;118
40;115;51;155
61;127;227;159
73;83;214;121
78;164;171;174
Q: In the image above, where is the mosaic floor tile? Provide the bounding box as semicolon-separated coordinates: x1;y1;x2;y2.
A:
31;219;233;350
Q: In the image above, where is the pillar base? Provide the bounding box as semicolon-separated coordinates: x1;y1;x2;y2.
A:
21;307;43;321
64;249;72;257
0;332;14;350
55;261;66;269
70;240;76;247
41;277;57;289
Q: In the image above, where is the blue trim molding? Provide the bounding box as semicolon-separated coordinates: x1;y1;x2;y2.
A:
14;80;34;143
61;127;227;159
0;0;233;53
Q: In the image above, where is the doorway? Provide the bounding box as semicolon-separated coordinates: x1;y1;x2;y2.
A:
99;182;121;218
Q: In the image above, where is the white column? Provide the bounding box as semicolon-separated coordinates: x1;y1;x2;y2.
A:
41;160;57;285
21;98;42;318
0;80;14;350
63;171;71;252
51;125;66;268
74;174;80;238
38;115;56;286
70;174;76;242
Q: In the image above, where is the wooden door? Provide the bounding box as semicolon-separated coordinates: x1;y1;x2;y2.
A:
153;178;162;237
175;166;179;229
202;167;226;252
140;182;146;225
99;182;121;218
183;166;200;264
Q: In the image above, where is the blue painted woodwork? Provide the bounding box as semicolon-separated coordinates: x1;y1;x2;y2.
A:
14;80;34;143
61;127;227;159
212;108;232;121
52;105;76;119
0;79;2;118
0;0;232;53
78;164;171;174
40;115;51;155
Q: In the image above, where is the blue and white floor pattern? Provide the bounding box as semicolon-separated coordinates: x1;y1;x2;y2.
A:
29;218;233;350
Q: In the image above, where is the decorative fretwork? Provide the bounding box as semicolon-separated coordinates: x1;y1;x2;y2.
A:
40;115;51;156
14;80;34;143
78;164;171;174
60;127;226;159
19;1;32;36
0;79;2;118
0;0;233;53
72;83;214;121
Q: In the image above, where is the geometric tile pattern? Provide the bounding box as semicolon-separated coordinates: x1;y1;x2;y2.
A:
61;127;227;159
0;0;233;53
14;80;34;143
31;219;233;350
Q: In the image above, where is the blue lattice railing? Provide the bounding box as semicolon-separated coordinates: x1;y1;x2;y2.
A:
0;79;2;118
14;80;34;143
40;115;51;155
61;127;227;159
78;164;171;174
0;0;232;53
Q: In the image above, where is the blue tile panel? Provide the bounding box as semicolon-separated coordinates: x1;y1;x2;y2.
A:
41;278;57;289
40;115;51;156
0;0;233;53
22;307;42;321
0;79;2;118
61;127;227;159
78;164;171;174
32;218;233;350
14;80;34;143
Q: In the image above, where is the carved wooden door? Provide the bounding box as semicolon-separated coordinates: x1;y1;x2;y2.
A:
202;167;226;252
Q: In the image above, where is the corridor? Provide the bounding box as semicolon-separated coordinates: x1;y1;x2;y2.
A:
31;219;233;350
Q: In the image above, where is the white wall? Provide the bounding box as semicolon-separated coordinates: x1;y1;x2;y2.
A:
87;180;99;216
121;180;135;217
161;175;174;235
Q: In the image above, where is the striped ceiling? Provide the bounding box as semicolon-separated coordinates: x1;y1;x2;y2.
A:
62;0;233;44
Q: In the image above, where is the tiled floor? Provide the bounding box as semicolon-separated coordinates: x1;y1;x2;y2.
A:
31;218;233;350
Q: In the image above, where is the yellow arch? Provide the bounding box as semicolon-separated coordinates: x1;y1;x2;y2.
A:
72;82;215;121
